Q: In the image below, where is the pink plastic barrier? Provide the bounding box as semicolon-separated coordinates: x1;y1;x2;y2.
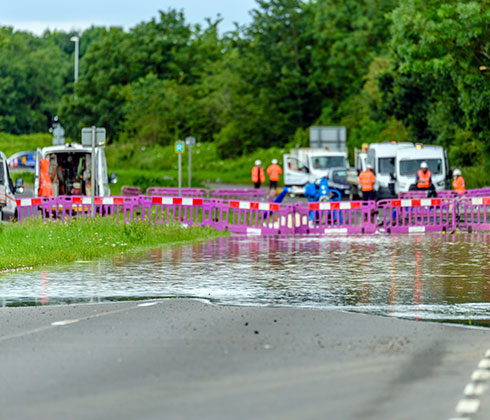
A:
16;197;58;221
398;190;457;199
210;199;295;235
138;196;215;226
377;198;456;234
463;188;490;197
457;197;490;232
293;201;377;235
146;187;269;201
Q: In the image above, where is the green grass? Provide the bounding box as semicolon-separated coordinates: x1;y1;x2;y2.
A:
0;132;51;157
0;218;226;272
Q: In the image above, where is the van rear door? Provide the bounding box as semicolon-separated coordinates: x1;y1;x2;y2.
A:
34;148;42;196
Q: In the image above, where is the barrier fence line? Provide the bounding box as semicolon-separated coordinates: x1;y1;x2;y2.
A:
15;194;490;235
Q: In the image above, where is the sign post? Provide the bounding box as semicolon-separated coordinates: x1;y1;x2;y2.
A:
81;127;106;219
185;136;196;188
175;140;185;196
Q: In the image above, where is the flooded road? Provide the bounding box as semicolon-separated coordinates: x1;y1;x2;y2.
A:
1;233;489;325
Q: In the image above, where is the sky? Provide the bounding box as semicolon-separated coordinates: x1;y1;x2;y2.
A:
0;0;258;34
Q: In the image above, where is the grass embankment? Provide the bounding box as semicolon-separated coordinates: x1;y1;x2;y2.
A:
0;218;226;272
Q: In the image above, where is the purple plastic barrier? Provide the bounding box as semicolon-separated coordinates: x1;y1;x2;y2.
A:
121;186;142;196
16;197;58;221
463;188;490;197
398;190;457;199
210;199;295;235
293;201;377;235
457;197;490;232
377;198;456;234
138;195;215;227
146;187;207;197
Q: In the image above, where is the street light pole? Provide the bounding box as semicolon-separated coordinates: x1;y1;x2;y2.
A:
70;36;79;83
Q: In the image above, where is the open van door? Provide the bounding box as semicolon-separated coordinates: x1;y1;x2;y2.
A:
34;148;42;197
283;154;310;187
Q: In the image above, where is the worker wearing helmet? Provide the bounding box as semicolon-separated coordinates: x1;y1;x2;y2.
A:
266;159;283;196
416;161;436;197
452;169;465;195
358;164;376;201
251;160;265;189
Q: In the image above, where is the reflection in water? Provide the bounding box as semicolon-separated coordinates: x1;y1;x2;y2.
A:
1;233;490;324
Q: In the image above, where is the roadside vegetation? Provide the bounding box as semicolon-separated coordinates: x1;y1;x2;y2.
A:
0;218;226;272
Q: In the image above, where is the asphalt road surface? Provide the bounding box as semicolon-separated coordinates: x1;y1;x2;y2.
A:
0;299;489;420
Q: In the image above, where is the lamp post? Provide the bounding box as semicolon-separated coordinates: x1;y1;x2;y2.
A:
70;36;79;83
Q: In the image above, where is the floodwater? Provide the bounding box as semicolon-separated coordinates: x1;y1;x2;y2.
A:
1;234;489;325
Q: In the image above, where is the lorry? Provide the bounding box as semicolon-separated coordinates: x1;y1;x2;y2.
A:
394;144;450;195
34;126;117;197
0;152;24;220
283;126;348;189
367;142;414;198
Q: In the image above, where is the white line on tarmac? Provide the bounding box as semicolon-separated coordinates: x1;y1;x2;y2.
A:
449;348;490;419
51;319;80;326
137;302;158;307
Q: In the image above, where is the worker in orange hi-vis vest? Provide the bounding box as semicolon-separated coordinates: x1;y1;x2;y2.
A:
251;160;265;189
38;158;54;197
452;169;465;195
416;161;437;197
266;159;283;196
358;164;376;201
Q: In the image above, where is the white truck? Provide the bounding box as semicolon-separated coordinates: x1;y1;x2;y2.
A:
367;142;414;198
34;135;116;197
283;126;348;188
0;151;24;220
394;144;450;195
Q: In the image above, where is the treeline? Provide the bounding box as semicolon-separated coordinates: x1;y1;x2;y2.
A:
1;0;490;171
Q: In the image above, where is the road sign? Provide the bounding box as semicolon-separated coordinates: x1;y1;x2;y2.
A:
175;141;185;154
185;136;196;147
81;127;106;147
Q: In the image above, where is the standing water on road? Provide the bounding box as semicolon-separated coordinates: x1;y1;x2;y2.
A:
1;234;489;325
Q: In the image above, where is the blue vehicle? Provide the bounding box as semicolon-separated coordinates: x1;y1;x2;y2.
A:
8;151;36;170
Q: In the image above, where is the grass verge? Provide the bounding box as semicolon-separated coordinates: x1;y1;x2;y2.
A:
0;218;227;272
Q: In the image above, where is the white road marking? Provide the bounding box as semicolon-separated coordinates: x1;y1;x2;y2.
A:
471;369;490;381
485;349;490;358
51;319;80;326
478;359;490;369
137;302;158;307
464;383;488;397
455;398;480;414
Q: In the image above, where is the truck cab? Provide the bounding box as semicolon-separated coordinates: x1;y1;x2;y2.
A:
0;152;24;220
395;144;449;194
34;143;116;197
367;142;414;198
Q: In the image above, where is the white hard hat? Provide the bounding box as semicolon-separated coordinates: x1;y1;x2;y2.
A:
255;160;261;166
420;161;428;169
272;159;278;164
366;164;373;169
453;169;461;176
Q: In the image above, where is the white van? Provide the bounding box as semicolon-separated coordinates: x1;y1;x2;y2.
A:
367;142;414;198
0;152;24;220
34;143;116;197
283;149;348;188
395;145;449;194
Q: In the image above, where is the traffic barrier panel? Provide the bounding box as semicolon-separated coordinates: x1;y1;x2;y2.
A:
398;190;457;199
146;187;269;202
457;197;490;232
210;199;295;235
16;197;58;221
293;201;377;235
138;195;214;227
146;187;208;197
377;198;456;234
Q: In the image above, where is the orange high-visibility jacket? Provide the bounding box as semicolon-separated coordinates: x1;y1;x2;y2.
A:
38;158;53;197
416;169;432;189
251;166;265;183
266;164;283;182
452;176;465;194
358;170;376;192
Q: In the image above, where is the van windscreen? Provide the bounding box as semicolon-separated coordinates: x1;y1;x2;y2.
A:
378;157;395;174
399;159;442;176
